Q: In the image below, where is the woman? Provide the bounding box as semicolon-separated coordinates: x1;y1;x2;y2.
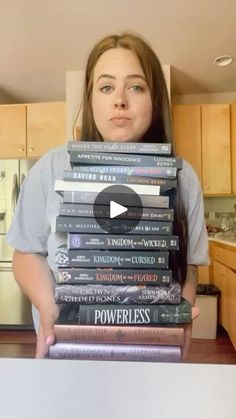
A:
7;33;208;359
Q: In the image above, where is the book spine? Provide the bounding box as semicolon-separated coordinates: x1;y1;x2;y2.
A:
67;234;179;250
54;283;181;305
54;324;184;345
55;268;173;286
78;300;192;325
59;203;174;221
62;191;170;208
55;216;173;235
55;180;162;195
63;171;177;188
55;248;169;268
70;151;182;168
71;165;177;178
67;140;172;155
48;342;181;362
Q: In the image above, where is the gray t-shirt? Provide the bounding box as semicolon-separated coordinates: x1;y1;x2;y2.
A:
7;144;208;268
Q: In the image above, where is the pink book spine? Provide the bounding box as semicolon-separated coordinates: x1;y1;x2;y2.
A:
49;343;181;362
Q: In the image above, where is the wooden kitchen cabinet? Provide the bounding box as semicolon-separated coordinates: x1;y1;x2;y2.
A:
230;103;236;194
212;260;229;331
201;104;231;195
0;104;27;158
172;105;202;182
27;102;66;158
0;101;65;159
172;104;231;195
211;241;236;349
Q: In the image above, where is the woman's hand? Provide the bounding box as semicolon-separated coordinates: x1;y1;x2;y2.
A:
182;306;200;361
35;303;60;359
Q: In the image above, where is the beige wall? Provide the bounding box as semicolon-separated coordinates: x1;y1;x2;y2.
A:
172;92;236;105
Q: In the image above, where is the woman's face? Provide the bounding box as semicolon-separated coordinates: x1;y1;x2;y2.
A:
91;48;153;142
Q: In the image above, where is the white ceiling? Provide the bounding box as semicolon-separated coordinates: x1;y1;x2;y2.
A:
0;0;236;103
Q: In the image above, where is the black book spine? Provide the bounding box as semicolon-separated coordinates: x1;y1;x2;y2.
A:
55;216;173;235
62;191;170;208
55;248;169;268
67;233;179;250
71;165;177;178
55;268;173;286
70;151;183;168
67;140;172;155
54;282;181;305
59;203;174;221
59;299;192;325
63;170;177;188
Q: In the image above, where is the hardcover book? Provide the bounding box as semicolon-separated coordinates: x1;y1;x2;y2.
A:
55;299;192;325
62;191;170;208
54;282;181;304
55;216;173;235
55;247;169;268
70;165;177;179
59;203;174;221
48;342;181;362
54;323;184;346
63;170;177;188
67;233;179;250
55;268;173;286
69;151;183;168
67;140;172;155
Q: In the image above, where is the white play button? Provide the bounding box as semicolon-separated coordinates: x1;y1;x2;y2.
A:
110;200;128;219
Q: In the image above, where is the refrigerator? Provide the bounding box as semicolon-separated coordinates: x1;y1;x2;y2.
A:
0;159;36;329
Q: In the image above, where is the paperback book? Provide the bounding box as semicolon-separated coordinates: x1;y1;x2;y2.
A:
48;342;181;362
62;191;170;208
70;164;177;178
55;299;192;325
55;179;162;196
67;140;172;155
69;151;183;168
63;170;177;188
53;322;184;345
54;282;181;304
59;203;174;221
55;246;169;268
55;216;173;235
55;268;173;286
67;233;179;250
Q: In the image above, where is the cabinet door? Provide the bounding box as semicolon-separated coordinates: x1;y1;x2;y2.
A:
227;267;236;350
0;105;26;158
172;105;202;182
201;105;231;195
27;102;66;158
212;260;229;331
230;103;236;194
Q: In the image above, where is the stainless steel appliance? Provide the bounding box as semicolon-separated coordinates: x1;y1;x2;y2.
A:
0;159;35;329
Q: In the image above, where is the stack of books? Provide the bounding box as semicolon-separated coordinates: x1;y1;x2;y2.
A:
48;141;192;362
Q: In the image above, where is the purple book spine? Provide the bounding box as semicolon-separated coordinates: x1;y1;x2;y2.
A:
49;343;181;362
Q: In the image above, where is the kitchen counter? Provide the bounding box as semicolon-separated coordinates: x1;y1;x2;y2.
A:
209;237;236;248
0;359;236;419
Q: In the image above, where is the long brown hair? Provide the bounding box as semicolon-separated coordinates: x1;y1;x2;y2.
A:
80;32;188;284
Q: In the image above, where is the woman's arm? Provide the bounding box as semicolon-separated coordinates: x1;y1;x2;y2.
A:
181;264;198;360
12;250;59;358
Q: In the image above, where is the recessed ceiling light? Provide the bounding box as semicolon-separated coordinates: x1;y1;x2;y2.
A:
213;55;233;67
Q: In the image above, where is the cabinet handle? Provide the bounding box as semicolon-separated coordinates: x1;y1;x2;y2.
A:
19;148;25;153
28;148;34;152
205;186;210;191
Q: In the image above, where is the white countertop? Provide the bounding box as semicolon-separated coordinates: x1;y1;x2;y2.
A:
209;237;236;248
0;358;235;419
